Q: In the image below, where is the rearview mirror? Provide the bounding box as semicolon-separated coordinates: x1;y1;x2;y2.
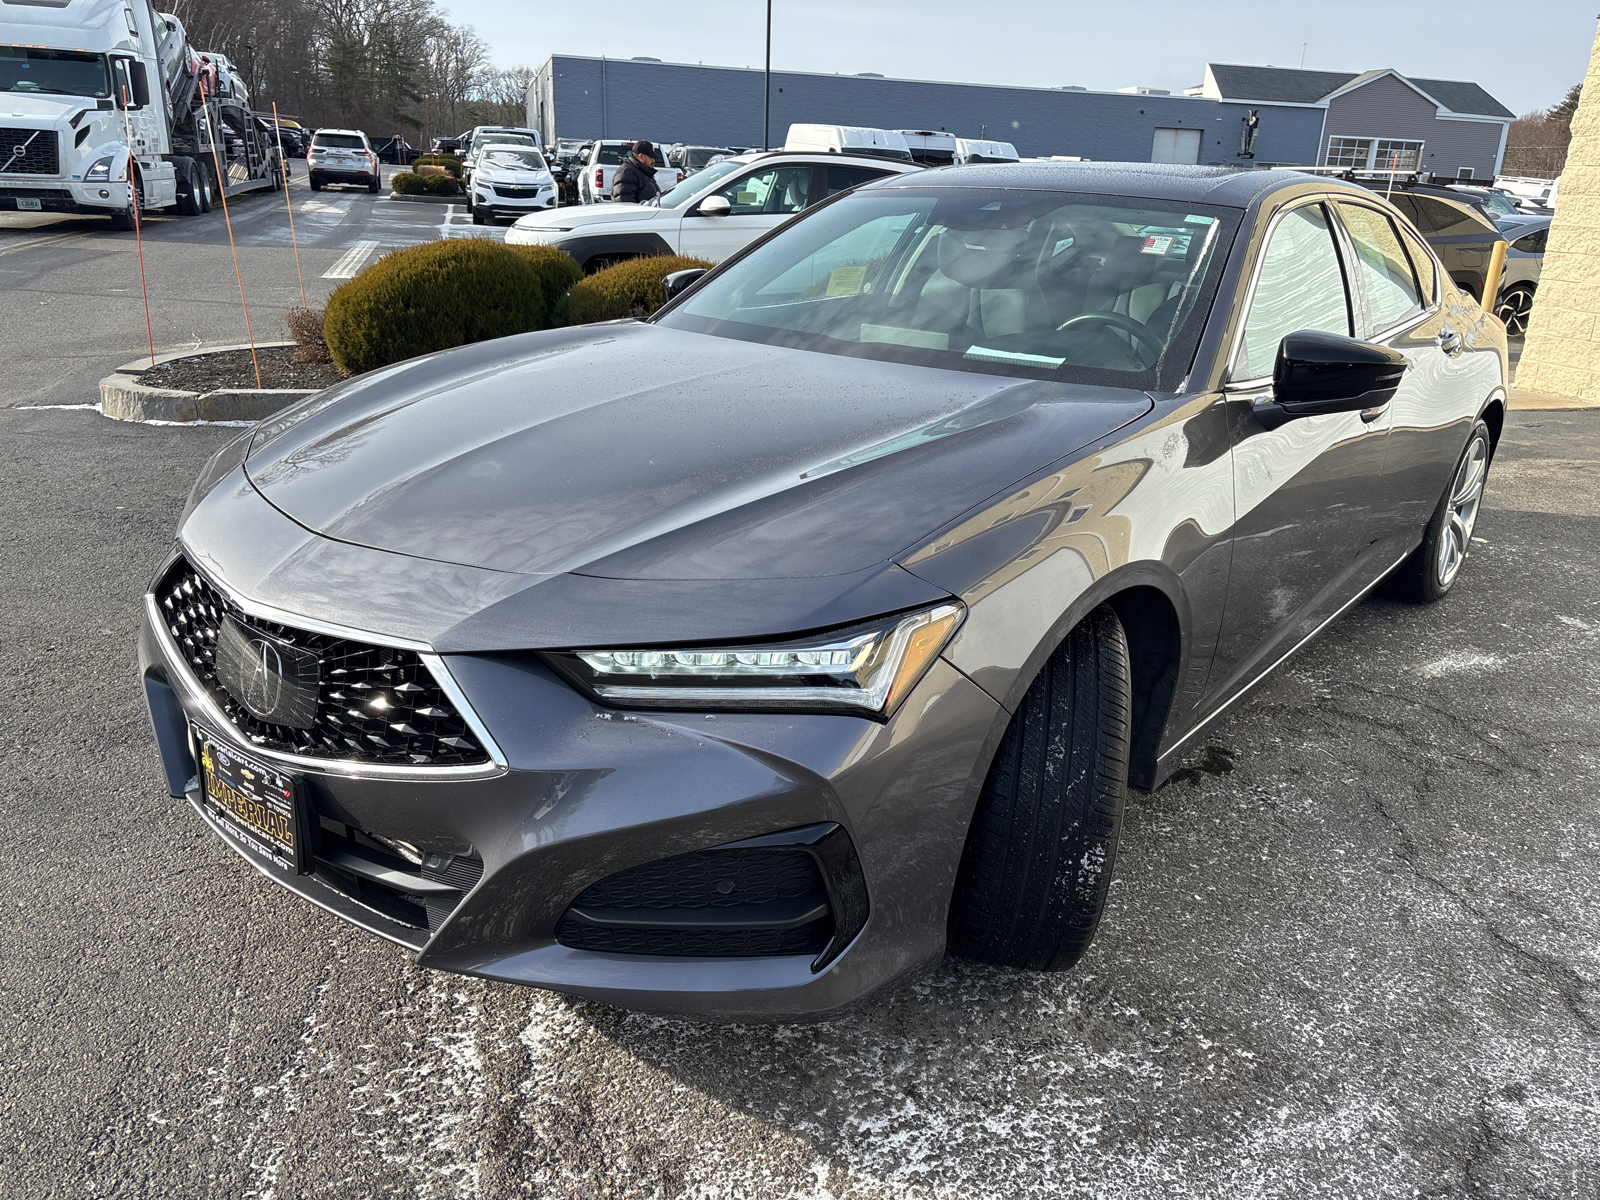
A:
129;61;150;108
662;268;707;302
1268;330;1408;420
698;195;731;217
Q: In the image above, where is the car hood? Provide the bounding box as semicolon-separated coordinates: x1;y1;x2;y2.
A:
513;203;663;230
242;323;1152;584
480;169;553;185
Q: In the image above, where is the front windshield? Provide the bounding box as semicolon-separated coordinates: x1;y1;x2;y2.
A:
657;186;1239;388
0;48;110;97
483;148;546;170
655;158;746;208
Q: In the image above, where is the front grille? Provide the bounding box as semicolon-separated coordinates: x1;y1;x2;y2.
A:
491;184;543;198
155;559;489;766
554;847;834;958
0;128;60;175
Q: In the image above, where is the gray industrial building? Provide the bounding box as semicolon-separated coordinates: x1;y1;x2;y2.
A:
527;56;1514;178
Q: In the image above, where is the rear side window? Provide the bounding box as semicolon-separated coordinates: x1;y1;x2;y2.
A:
1336;203;1424;333
1412;195;1493;238
1513;227;1547;254
826;165;892;196
1397;226;1439;305
1237;204;1351;380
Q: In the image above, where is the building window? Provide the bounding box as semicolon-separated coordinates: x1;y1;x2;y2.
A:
1151;127;1201;164
1325;136;1372;168
1373;140;1423;171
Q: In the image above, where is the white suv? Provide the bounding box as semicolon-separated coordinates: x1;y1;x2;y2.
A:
307;129;379;193
469;144;559;224
506;151;919;272
577;140;682;204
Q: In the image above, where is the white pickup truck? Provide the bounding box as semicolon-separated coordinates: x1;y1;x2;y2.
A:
576;140;681;204
0;0;279;228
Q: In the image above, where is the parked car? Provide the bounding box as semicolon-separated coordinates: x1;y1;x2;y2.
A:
953;137;1020;164
460;129;539;193
507;150;918;271
897;129;958;166
1358;183;1507;303
372;136;417;165
783;124;913;161
670;144;734;176
1495;175;1557;213
307;128;380;193
1493;216;1550;336
577;139;681;204
1445;184;1522;223
143;164;1506;1021
468;144;559;224
430;136;463;155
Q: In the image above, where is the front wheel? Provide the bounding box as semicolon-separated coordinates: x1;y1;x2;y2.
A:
948;604;1132;970
1496;284;1536;337
1385;419;1492;604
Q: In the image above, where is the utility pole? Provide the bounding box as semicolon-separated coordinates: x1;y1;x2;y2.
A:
763;0;772;150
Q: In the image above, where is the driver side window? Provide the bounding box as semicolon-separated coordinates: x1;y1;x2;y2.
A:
715;166;814;215
1236;203;1351;380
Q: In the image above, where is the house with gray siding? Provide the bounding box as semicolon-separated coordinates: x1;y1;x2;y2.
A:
1195;64;1513;178
527;56;1511;177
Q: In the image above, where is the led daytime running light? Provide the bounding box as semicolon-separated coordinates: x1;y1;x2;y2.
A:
561;604;963;717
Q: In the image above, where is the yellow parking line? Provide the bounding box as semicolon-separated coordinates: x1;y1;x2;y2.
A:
0;231;86;257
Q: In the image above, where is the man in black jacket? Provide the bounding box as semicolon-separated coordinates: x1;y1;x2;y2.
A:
610;140;662;204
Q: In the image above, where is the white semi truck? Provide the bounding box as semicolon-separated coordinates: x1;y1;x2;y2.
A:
0;0;279;229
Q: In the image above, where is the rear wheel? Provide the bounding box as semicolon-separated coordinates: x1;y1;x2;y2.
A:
1496;283;1536;337
175;158;200;216
196;161;214;212
309;174;322;192
1385;419;1492;604
948;604;1132;970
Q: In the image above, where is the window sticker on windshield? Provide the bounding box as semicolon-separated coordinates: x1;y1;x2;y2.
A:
826;266;867;296
1141;235;1174;255
1184;214;1215;225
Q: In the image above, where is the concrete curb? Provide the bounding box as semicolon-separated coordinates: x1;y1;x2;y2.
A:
101;342;321;423
1508;385;1600;412
385;191;462;204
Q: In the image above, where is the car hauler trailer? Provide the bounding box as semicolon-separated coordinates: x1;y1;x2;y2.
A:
0;0;279;228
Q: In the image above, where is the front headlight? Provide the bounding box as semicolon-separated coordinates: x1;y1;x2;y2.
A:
85;155;115;181
546;603;963;718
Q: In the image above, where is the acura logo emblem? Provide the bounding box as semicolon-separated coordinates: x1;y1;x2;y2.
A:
244;638;286;714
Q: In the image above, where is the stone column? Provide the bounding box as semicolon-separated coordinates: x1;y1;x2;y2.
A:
1515;19;1600;401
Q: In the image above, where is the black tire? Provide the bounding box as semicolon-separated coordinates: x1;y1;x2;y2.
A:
471;204;486;225
1496;283;1536;337
108;173;141;231
309;175;322;192
1384;419;1492;604
196;161;214;212
175;158;200;215
368;177;380;194
948;604;1132;970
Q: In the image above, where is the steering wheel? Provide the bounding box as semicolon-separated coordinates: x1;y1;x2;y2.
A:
1056;311;1165;365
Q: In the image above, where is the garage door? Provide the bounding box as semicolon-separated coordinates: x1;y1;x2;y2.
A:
1151;127;1202;164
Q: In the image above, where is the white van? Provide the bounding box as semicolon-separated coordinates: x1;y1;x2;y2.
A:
896;130;958;166
783;125;913;162
954;138;1021;165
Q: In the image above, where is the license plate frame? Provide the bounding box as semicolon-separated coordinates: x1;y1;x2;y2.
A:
17;198;41;211
194;726;312;874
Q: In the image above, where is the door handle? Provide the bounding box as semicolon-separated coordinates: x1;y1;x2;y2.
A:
1438;327;1464;358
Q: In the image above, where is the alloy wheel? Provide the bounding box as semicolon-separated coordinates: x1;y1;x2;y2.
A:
1496;286;1535;337
1436;435;1488;588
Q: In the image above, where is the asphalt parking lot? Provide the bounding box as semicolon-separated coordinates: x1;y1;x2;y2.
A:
3;189;1598;1199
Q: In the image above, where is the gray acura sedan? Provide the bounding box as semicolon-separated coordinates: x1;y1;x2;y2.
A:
140;164;1506;1020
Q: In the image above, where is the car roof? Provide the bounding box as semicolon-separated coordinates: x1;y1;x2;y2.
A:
313;128;367;138
870;162;1363;208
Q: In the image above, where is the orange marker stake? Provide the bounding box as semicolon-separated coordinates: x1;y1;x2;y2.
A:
271;102;306;308
119;86;156;368
200;76;261;389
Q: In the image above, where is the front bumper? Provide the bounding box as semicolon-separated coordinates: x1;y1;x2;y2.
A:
139;550;1000;1020
1;179;130;213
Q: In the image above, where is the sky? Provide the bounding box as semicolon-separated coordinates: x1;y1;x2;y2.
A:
438;0;1594;117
